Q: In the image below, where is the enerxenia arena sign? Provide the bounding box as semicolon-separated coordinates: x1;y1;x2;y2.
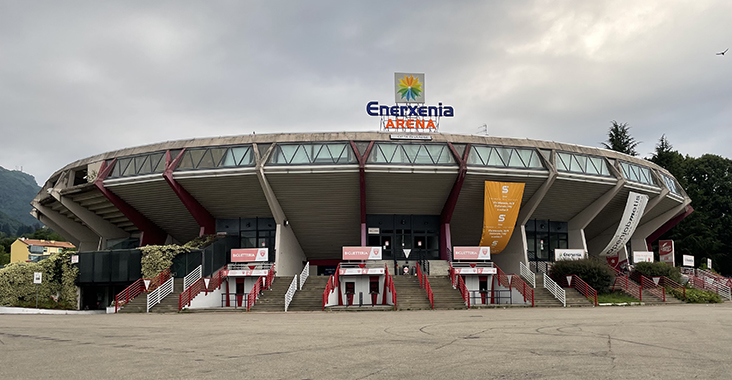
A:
366;73;454;132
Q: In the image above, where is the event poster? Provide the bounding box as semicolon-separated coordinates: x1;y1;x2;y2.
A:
478;181;525;254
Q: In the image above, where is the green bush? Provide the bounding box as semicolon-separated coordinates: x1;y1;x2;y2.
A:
0;250;78;307
140;245;192;279
632;262;681;284
684;288;722;303
550;258;615;294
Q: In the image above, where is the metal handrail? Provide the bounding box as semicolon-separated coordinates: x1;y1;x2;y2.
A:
179;266;226;310
416;262;433;309
322;275;334;310
114;278;144;313
183;265;202;291
519;261;536;288
631;272;665;302
246;276;263;311
456;274;470;308
147;277;174;312
565;275;597;306
687;273;732;301
284;276;298;312
659;276;686;300
147;268;171;293
611;269;642;301
299;262;310;290
265;264;276;290
510;273;535;307
543;273;566;307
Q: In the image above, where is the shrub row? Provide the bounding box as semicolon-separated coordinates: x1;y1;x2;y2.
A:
631;262;681;284
549;258;615;294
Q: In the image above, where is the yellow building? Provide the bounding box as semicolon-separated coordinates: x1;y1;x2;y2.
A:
10;238;75;263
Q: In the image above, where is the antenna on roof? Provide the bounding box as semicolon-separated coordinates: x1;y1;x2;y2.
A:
477;124;488;136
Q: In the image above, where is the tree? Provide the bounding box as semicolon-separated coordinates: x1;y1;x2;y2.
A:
649;135;687;187
602;121;639;156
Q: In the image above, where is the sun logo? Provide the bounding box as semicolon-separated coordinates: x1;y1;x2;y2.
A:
397;74;423;102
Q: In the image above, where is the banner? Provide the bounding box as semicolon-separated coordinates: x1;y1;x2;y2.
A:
599;191;649;256
707;258;712;269
683;255;694;267
223;269;269;277
453;267;497;275
231;248;269;262
342;247;382;261
555;249;587;261
633;251;654;263
659;240;674;265
453;247;490;261
339;268;385;276
479;181;525;254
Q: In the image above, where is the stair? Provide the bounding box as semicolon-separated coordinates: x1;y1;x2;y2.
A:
249;276;294;312
148;278;185;313
426;260;451;277
427;276;468;309
287;276;330;311
561;286;597;307
627;277;684;305
532;275;564;307
116;291;148;313
391;275;431;310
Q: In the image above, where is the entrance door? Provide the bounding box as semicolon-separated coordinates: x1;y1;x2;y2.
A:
235;279;245;308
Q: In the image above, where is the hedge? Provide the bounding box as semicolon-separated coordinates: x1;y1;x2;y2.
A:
631;262;681;284
0;250;78;308
549;258;615;294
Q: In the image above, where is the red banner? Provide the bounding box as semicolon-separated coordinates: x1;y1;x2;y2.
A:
342;247;382;260
453;247;491;260
453;267;497;275
659;240;674;266
231;248;269;262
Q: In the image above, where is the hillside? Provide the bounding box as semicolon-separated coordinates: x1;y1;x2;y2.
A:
0;166;41;228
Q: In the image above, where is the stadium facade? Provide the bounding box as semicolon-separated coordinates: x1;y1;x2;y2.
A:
30;132;692;309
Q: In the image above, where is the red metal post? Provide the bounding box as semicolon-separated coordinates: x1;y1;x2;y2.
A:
163;150;216;236
439;143;470;260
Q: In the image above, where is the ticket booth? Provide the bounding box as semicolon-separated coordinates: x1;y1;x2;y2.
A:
222;248;273;308
452;247;498;306
323;247;395;308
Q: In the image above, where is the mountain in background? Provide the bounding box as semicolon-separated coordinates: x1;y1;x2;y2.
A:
0;166;41;232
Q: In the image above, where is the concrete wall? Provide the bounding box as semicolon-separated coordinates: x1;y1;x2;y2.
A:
275;224;307;277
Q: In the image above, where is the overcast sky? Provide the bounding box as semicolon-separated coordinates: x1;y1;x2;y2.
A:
1;1;730;185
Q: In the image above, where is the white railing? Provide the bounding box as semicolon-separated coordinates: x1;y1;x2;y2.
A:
284;276;298;312
543;273;566;307
147;277;174;312
299;262;310;290
183;265;202;291
519;262;536;288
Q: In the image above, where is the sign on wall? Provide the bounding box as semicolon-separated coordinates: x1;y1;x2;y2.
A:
342;247;382;261
707;258;712;270
453;247;491;261
394;73;425;103
479;181;525;254
33;272;42;284
599;192;649;256
659;240;674;265
633;251;654;263
683;255;695;267
452;267;497;275
231;248;269;262
555;249;586;261
339;268;385;276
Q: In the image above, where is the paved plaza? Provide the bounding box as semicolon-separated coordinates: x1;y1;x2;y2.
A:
1;304;731;379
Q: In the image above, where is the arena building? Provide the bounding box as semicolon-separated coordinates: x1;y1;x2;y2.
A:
30;132;692;310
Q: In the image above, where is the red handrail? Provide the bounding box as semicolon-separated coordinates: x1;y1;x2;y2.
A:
495;266;511;288
561;274;598;306
264;264;276;290
448;263;456;287
385;263;396;310
322;275;334;310
178;267;226;310
147;268;171;293
456;274;470;308
509;273;535;307
631;272;665;302
416;263;434;309
246;276;263;311
659;276;685;300
611;269;642;301
114;278;144;312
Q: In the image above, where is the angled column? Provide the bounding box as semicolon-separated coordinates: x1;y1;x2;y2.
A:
644;204;694;250
351;141;374;246
254;143;307;277
49;189;129;244
163;149;216;236
30;209;80;248
630;200;691;254
94;160;168;246
439;143;470;261
31;204;100;251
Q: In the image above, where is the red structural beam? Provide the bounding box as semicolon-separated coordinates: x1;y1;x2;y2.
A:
351;141;374;246
439;143;470;260
645;205;694;250
94;160;167;245
163;149;216;236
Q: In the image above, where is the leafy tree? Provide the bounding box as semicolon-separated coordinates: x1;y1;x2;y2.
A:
649;135;687;187
602;120;639;156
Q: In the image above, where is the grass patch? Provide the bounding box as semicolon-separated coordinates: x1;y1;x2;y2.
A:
597;291;639;304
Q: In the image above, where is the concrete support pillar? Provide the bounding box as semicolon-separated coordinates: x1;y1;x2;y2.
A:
254;143;306;277
30;209;80;248
49;189;129;245
440;143;470;261
31;203;100;251
163;150;216;236
567;179;626;253
630;200;690;256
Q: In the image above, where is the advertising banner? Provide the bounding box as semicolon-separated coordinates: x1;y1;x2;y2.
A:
342;247;382;261
231;248;269;262
683;255;695;267
479;181;525;254
599;191;649;256
339;268;386;276
707;258;712;269
453;247;491;261
555;249;586;261
659;240;674;265
633;251;654;263
453;267;498;275
223;269;269;277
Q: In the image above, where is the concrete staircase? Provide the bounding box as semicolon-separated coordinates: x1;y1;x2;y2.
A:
391;275;431;310
428;276;468;309
249;276;294;312
562;286;597;307
426;260;451;277
287;276;330;311
116;291;148;313
117;278;184;313
532;274;564;307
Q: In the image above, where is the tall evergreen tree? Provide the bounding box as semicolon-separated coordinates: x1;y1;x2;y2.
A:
602;120;639;156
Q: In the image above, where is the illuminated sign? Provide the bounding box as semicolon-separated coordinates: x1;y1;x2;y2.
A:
366;73;454;132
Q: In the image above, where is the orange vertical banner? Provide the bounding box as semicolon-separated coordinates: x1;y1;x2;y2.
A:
478;181;525;254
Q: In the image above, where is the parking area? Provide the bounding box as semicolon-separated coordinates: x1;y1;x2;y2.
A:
1;304;731;379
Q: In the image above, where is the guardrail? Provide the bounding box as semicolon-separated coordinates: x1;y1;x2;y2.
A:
562;275;597;306
510;273;535;307
519;262;536;288
246;276;263;311
183;265;202;291
416;262;433;309
284;276;298;312
659;276;685;300
299;262;310;290
529;261;552;275
687;274;732;301
610;267;642;301
147;277;174;312
147;268;172;293
448;263;456;288
265;264;276;290
543;273;566;307
385;263;397;310
322;274;334;310
178;266;226;310
456;274;470;308
495;266;510;288
114;279;144;313
696;268;732;288
631;272;665;302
